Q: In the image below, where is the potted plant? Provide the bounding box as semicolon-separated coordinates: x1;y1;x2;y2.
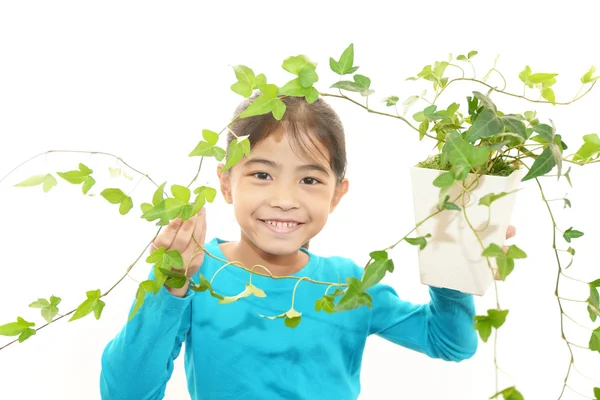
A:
1;44;599;399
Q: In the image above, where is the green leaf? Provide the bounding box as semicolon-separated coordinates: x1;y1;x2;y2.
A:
573;133;600;162
335;277;373;312
119;195;133;215
69;290;102;322
218;283;267;304
212;146;226;161
129;280;156;321
519;66;532;85
500;115;527;140
542;87;556;105
490;386;524;400
474;318;492;342
29;296;61;324
101;188;126;204
563;227;584;243
330;43;359;75
17;328;36;343
528;72;558;84
472;91;497;112
315;295;335;313
282;55;317;76
563;198;572;208
202;129;219;145
190;274;224;300
590;327;600;353
284;315;302;328
57;170;88;184
94;299;105;320
361;252;394;291
432;171;455;188
82;176;95;195
466;108;503;141
444;132;489;169
152;182;167;207
298;68;318;88
506;245;527;259
474;309;508;342
330;74;374;96
593;387;600;399
0;317;35;337
405;234;432;250
188;141;215;157
14;174;46;187
479;190;519;207
441;197;461;211
521;147;556;181
467;50;478;59
581;66;599;84
171;184;191;204
496;255;515;280
15;173;58;193
230;65;256;98
222;138;246;171
482;243;505;258
384;95;399;106
277;78;319;103
239;95;286;120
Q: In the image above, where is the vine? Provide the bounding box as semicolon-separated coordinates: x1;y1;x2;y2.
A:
1;44;600;399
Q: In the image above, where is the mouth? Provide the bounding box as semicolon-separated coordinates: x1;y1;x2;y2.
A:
259;219;304;233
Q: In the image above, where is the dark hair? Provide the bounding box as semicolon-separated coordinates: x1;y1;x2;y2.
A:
226;92;348;249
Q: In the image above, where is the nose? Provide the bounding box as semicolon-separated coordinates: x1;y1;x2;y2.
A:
268;180;300;210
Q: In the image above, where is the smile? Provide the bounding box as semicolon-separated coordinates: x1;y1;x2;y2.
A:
259;219;303;233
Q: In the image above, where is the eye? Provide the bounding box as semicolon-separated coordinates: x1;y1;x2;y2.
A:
252;172;271;180
300;177;320;185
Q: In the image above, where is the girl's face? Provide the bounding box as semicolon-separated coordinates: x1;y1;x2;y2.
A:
217;124;349;258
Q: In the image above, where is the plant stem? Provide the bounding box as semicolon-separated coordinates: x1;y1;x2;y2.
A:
0;150;161;189
534;177;578;400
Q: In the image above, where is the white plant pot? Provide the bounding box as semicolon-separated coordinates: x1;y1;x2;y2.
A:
410;166;523;296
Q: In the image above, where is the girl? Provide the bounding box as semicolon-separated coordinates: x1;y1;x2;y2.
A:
99;94;515;400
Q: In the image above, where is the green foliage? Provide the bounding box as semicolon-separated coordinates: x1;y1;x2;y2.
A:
69;289;105;322
563;227;584;243
0;317;36;342
329;43;359;75
4;43;600;400
405;234;432;250
490;386;525;400
14;173;58;192
218;284;266;304
474;309;509;342
29;296;61;323
57;163;96;195
101;188;133;215
482;243;527;280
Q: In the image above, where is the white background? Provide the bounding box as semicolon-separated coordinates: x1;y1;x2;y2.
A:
1;1;599;399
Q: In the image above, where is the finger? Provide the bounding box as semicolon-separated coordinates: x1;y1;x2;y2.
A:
188;208;208;264
153;217;184;250
171;215;197;252
505;225;516;240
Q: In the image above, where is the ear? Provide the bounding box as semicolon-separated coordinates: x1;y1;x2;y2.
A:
329;178;349;213
217;163;233;204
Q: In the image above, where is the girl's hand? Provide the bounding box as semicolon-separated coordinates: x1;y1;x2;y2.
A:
150;208;207;296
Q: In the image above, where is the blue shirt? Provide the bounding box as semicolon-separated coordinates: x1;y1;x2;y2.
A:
100;237;477;399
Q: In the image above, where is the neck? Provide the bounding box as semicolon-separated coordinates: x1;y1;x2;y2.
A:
221;236;308;277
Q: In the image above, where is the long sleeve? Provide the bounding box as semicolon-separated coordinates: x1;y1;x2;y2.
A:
99;268;194;400
368;284;478;362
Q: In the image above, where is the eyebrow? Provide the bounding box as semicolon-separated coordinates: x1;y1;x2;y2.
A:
244;158;330;176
